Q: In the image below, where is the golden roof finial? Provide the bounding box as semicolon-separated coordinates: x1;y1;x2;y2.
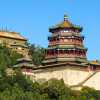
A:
64;14;68;21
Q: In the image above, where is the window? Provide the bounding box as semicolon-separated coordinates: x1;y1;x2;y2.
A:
18;47;22;50
14;41;16;44
0;40;2;44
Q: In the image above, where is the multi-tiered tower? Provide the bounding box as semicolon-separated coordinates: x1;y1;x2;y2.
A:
43;15;87;66
33;14;100;90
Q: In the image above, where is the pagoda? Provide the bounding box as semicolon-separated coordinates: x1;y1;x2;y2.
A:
33;14;100;90
43;15;88;66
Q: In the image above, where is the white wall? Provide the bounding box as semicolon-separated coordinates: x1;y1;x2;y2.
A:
83;72;100;90
33;67;100;90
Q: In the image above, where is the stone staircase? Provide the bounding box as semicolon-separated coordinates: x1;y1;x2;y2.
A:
70;71;97;88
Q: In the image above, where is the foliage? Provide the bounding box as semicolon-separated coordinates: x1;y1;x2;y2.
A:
0;69;100;100
10;50;23;66
28;44;45;65
0;44;100;99
0;45;22;77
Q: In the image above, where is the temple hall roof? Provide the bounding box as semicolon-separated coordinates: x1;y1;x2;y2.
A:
89;60;100;66
13;57;36;68
0;31;27;40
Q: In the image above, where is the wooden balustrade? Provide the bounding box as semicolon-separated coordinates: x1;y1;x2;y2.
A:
49;42;82;46
45;52;86;59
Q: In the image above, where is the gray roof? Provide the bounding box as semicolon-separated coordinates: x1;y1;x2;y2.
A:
17;57;32;62
13;62;35;68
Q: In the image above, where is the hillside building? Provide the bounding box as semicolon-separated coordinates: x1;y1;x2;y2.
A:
0;30;28;56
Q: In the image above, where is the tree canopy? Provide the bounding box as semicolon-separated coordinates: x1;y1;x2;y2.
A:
0;71;100;100
0;44;100;100
0;45;22;77
28;44;45;66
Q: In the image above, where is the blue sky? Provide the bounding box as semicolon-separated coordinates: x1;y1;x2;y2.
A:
0;0;100;60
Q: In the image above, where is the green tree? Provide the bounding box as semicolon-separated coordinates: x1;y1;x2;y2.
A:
80;86;96;100
10;50;23;66
29;44;45;66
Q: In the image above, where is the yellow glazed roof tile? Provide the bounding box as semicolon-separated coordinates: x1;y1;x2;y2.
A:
49;14;82;31
0;31;27;40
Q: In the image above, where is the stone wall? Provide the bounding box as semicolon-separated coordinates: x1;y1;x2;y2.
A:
83;72;100;90
33;66;100;90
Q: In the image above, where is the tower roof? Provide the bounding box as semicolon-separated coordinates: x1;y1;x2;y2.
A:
49;14;82;32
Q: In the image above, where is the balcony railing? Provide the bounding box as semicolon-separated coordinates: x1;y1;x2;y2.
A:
45;54;86;59
48;42;83;46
